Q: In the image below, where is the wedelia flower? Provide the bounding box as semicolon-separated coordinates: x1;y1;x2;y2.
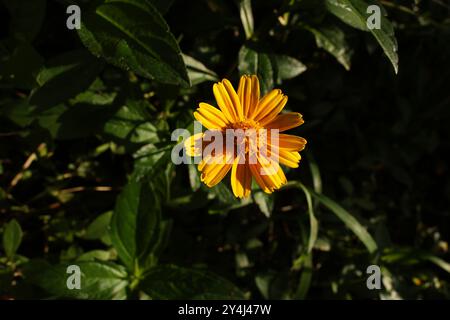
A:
185;75;306;198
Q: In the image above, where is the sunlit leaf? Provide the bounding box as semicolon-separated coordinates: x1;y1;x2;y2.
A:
110;179;162;272
183;54;218;86
239;46;306;93
239;0;254;39
78;0;189;85
83;211;113;244
304;24;353;70
103;100;159;145
238;45;273;95
132;143;173;181
325;0;398;73
274;55;307;82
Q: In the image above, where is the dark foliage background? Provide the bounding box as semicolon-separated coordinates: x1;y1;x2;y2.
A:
0;0;449;300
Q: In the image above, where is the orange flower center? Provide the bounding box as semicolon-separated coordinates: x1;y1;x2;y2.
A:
226;119;261;131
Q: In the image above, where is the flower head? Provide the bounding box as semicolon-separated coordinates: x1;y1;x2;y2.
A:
185;75;306;198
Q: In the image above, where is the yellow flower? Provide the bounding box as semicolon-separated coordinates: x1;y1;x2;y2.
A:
185;75;306;198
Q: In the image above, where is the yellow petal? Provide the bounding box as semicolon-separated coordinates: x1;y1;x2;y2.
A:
198;153;213;171
184;133;204;157
278;149;301;168
201;161;232;187
258;96;288;126
278;134;307;151
265;112;304;132
249;155;287;193
251;89;281;120
222;79;244;121
237;75;260;118
252;89;286;122
200;151;234;187
194;112;221;130
194;103;229;129
257;155;286;191
249;162;271;194
231;155;252;198
213;81;239;122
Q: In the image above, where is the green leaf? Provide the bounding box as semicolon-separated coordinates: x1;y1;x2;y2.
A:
2;219;23;258
29;50;104;108
239;46;306;94
381;248;450;274
110;179;162;272
83;211;113;242
239;0;254;39
103;100;159;145
1;100;36;128
307;153;323;195
149;219;173;259
72;79;117;106
326;0;367;30
325;0;398;73
132;143;173;181
77;250;114;262
253;191;274;218
304;24;353;71
292;213;315;299
34;104;67;138
78;0;189;86
294;252;313;299
254;273;274;299
238;46;273;95
286;182;378;254
149;162;174;203
210;182;239;206
3;0;46;42
140;265;245;299
297;184;319;253
311;187;377;254
24;260;128;299
183;54;219;86
273;55;307;82
425;255;450;274
208;182;252;214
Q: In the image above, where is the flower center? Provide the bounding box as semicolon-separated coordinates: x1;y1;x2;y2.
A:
220;119;270;156
226;119;261;131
